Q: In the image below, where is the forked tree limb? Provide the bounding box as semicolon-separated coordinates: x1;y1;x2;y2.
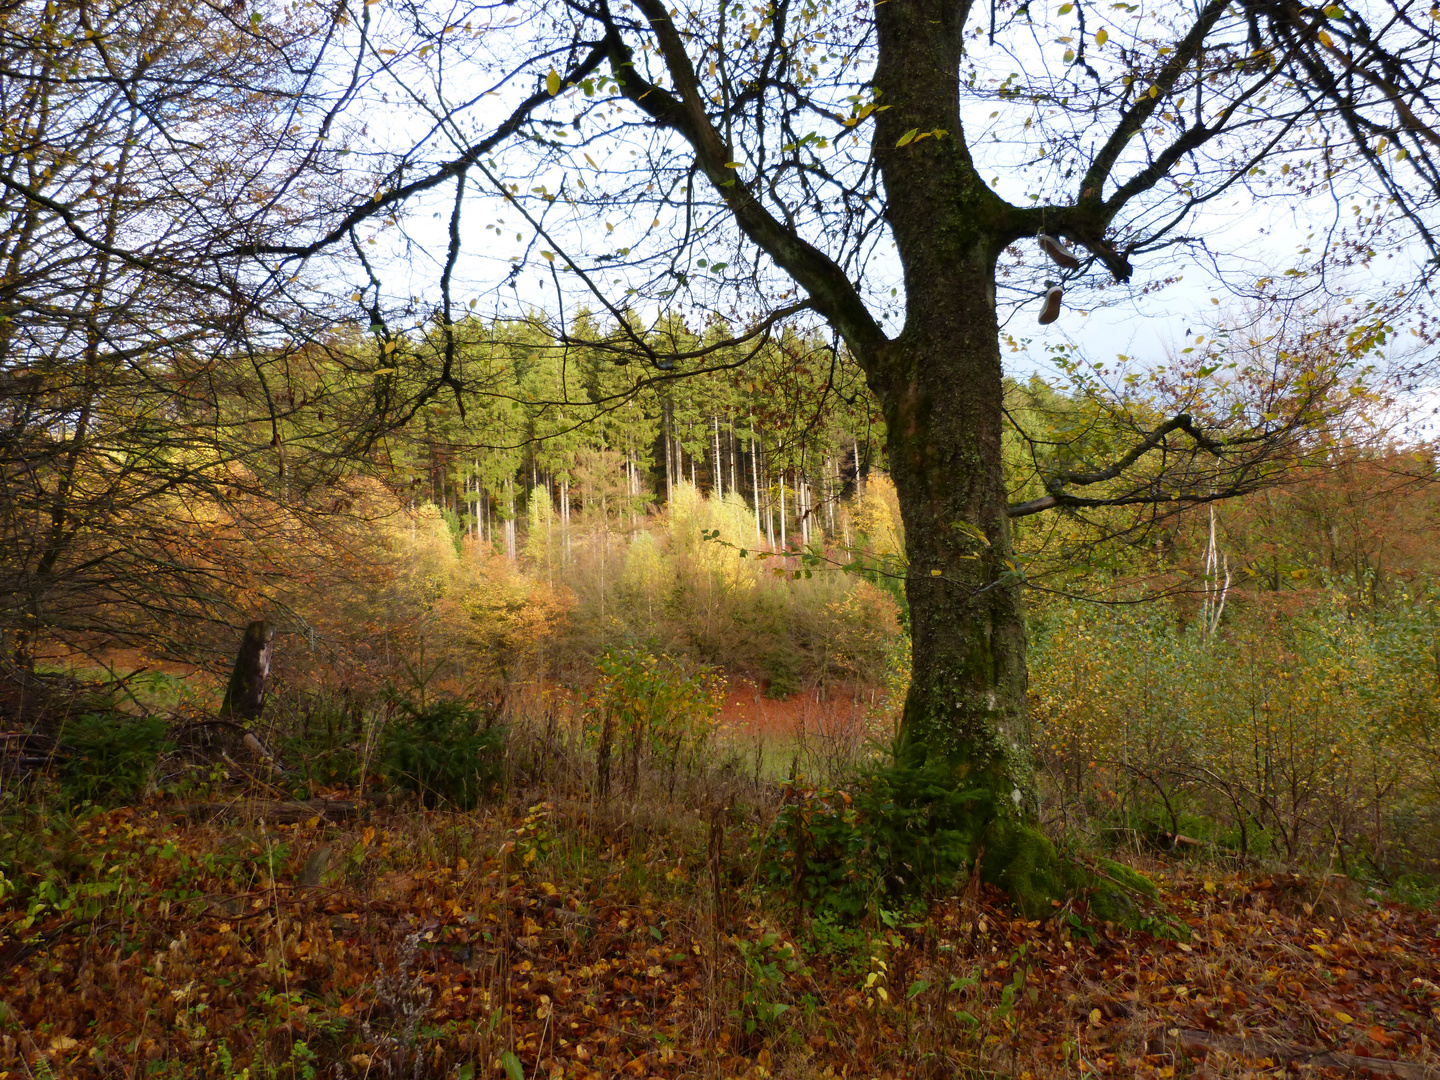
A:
1007;413;1223;518
599;0;888;364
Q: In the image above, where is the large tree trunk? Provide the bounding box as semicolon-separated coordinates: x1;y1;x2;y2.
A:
886;270;1029;780
868;0;1064;912
881;265;1065;911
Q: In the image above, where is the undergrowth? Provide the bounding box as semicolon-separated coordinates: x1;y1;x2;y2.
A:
4;654;1439;1079
4;784;1438;1080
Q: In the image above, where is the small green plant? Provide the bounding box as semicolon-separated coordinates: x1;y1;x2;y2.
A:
377;699;505;809
946;970;981;1028
992;944;1037;1022
807;912;869;973
281;1039;318;1080
18;873;128;932
731;931;807;1033
211;1041;245;1079
59;713;173;804
1391;872;1440;910
760;781;873;919
511;802;556;867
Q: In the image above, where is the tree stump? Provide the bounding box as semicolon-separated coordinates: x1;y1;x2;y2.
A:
220;620;274;722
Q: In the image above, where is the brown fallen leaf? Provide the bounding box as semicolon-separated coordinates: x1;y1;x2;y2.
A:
1149;1027;1439;1080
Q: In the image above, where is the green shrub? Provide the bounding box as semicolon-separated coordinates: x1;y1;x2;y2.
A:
762;759;1164;925
1029;590;1440;874
731;931;808;1034
760;761;988;920
376;700;505;808
586;642;724;797
59;713;173;804
761;649;802;700
761;781;873;920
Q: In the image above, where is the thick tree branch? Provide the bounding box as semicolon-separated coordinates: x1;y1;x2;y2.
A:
1008;413;1224;518
1075;0;1233;245
1050;413;1221;487
601;0;888;365
1010;479;1279;518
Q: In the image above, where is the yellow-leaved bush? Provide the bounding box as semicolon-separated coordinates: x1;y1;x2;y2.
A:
1029;590;1440;876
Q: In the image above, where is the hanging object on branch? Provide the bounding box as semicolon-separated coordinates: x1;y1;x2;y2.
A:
1037;232;1081;270
1038;282;1063;325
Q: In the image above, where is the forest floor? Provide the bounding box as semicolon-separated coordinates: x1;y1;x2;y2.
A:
2;793;1438;1080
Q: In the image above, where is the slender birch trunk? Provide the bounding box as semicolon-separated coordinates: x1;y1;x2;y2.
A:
712;415;723;500
750;422;763;539
778;466;787;550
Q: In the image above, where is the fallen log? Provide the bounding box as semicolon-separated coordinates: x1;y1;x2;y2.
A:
169;798;362;825
1149;1027;1438;1079
1154;829;1203;850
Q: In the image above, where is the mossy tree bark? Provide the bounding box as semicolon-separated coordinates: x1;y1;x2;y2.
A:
862;0;1062;909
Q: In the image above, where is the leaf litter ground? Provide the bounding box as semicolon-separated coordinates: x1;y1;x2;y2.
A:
2;799;1437;1079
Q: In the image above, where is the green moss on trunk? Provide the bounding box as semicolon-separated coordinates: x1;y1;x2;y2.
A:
980;817;1068;917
